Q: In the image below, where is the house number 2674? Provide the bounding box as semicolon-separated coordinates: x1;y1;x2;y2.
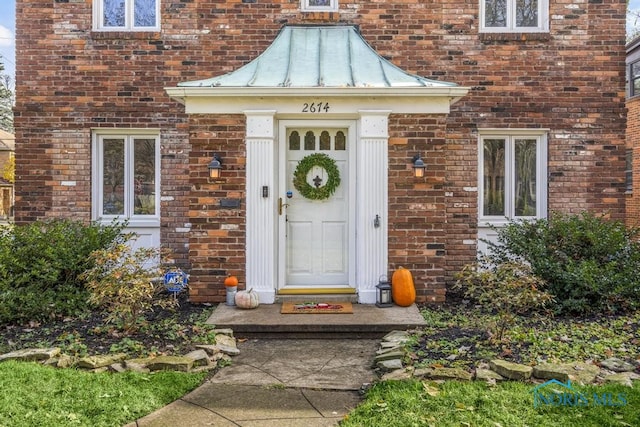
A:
302;102;330;113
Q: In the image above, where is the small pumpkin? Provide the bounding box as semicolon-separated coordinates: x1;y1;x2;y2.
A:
391;266;416;307
224;275;239;287
235;288;259;309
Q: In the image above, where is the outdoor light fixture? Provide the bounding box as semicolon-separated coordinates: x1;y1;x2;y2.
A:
208;154;222;179
412;154;425;178
376;276;393;308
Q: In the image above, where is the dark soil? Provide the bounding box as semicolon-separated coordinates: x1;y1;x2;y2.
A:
1;293;217;358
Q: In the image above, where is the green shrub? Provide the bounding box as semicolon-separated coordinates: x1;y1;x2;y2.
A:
454;260;553;342
484;212;640;315
0;219;126;324
81;243;176;334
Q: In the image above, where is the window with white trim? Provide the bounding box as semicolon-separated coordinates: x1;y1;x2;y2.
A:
301;0;338;12
479;130;548;221
92;130;160;225
480;0;549;33
93;0;160;31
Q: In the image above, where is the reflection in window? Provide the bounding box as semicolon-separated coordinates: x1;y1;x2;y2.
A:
514;139;537;216
480;133;545;219
481;0;546;31
134;139;156;215
304;131;315;150
483;139;505;216
103;139;125;215
289;131;300;150
320;131;330;150
96;132;159;219
335;131;346;150
98;0;159;30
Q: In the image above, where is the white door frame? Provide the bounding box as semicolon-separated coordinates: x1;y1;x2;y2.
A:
277;120;358;292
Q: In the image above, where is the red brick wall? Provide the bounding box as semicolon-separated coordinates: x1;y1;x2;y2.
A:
14;0;627;302
627;96;640;227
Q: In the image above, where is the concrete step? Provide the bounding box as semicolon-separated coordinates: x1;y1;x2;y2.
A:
206;303;426;339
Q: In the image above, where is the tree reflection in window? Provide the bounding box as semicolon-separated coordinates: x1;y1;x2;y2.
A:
483;139;505;216
103;0;125;27
103;139;125;215
514;139;537;216
133;138;156;215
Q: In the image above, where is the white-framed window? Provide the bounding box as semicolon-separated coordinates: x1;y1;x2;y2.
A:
480;0;549;33
92;129;160;227
93;0;160;31
478;129;548;223
301;0;338;12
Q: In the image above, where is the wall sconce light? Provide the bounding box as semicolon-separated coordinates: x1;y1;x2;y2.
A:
412;154;425;178
376;276;393;308
208;154;222;179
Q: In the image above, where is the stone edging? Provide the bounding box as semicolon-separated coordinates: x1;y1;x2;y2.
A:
375;330;640;387
0;328;239;374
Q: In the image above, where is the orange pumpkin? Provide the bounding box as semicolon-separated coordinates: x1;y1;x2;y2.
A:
224;275;239;287
391;267;416;307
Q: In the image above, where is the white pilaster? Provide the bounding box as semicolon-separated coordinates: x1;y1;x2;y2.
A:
245;110;277;304
356;111;390;303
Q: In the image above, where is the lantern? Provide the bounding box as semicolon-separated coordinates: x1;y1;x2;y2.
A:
376;275;393;308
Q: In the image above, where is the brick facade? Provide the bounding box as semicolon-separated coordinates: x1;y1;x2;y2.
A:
15;0;627;303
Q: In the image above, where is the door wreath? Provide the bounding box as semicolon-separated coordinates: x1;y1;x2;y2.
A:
293;153;341;200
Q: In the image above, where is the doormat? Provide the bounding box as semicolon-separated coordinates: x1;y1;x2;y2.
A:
281;302;353;314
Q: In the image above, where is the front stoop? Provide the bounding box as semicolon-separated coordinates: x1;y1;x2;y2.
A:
205;303;426;338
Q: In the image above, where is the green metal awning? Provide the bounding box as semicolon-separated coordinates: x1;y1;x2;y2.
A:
178;25;458;89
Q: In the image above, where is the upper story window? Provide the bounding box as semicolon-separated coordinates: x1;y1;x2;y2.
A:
630;60;640;97
93;0;160;31
480;0;549;33
301;0;338;12
479;130;548;222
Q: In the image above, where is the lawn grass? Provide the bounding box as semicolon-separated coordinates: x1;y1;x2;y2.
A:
342;380;640;427
0;361;206;427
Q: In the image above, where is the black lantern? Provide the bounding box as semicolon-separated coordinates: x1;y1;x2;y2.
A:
376;275;393;308
412;154;425;178
208;154;223;179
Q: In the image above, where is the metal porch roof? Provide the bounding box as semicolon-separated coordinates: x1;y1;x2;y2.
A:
178;25;458;89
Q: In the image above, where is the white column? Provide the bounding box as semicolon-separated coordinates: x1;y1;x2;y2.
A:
245;110;277;304
357;110;390;304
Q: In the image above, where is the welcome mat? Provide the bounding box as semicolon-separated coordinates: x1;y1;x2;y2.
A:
281;302;354;314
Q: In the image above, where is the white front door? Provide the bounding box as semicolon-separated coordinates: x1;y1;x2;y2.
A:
278;122;355;289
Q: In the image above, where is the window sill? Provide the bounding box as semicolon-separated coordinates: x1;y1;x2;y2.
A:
479;32;551;43
91;31;162;41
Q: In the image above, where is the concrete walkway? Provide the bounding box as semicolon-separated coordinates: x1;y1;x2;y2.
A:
128;338;379;426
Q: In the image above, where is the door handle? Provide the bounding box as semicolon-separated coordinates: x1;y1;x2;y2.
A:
279;197;289;215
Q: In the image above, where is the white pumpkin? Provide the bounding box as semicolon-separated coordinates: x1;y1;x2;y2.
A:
235;288;259;309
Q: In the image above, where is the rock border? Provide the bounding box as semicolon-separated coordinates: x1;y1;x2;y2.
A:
375;330;640;387
0;328;239;374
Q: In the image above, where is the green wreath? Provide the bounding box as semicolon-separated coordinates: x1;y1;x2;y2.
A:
293;153;341;200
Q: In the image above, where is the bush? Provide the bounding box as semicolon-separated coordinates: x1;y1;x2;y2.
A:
454;260;553;342
484;212;640;315
81;242;177;333
0;219;126;324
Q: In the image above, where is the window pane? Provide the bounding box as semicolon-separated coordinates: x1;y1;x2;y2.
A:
485;0;507;27
483;139;505;216
134;0;157;27
304;131;315;150
103;0;125;27
516;0;538;27
289;131;300;150
320;131;330;150
133;138;156;215
335;131;346;150
514;139;537;216
309;0;331;6
103;139;125;215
